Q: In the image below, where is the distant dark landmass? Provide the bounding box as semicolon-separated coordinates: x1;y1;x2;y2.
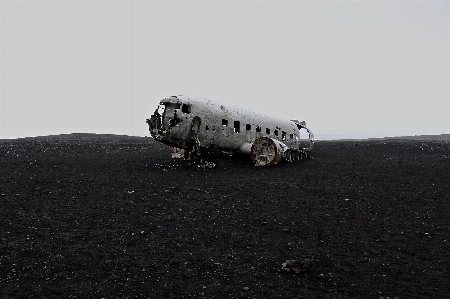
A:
372;134;450;141
1;134;449;298
324;134;450;141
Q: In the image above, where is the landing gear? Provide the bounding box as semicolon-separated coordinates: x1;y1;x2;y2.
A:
183;138;216;169
184;138;201;160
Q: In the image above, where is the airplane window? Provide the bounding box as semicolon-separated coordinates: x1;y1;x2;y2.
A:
205;125;209;131
256;126;261;132
282;131;286;141
182;104;191;113
175;103;181;109
290;134;294;139
222;119;228;127
246;124;251;130
266;128;270;134
234;121;240;133
274;130;278;136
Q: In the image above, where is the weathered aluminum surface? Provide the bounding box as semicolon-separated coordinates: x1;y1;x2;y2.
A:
146;95;314;166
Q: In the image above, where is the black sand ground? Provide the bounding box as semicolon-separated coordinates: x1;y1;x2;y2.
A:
1;134;449;298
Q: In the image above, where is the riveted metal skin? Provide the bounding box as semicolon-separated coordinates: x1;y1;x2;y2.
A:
146;95;314;166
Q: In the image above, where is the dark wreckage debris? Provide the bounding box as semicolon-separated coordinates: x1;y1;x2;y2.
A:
281;258;314;274
146;95;314;166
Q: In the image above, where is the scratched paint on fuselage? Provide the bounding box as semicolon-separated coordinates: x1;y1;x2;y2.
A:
149;95;303;155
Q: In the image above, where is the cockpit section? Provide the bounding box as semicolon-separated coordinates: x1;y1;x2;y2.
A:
146;97;193;144
146;103;164;132
147;100;178;130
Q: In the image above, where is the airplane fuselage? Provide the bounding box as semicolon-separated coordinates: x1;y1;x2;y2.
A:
146;95;313;165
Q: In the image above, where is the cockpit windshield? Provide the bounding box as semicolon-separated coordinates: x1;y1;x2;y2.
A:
157;103;166;116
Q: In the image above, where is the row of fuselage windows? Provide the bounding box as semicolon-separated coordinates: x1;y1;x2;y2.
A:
172;104;296;141
204;119;297;141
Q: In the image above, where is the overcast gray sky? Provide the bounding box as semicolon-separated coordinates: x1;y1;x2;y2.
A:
1;0;449;139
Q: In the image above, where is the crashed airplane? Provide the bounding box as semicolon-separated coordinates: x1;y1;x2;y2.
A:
146;95;314;166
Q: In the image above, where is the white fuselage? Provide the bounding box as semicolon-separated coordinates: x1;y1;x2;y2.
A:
146;95;313;161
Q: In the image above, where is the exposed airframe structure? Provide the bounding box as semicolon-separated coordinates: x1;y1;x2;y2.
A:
146;95;314;166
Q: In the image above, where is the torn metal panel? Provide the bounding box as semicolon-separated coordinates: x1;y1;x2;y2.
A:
292;120;315;152
170;146;185;159
146;95;314;166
